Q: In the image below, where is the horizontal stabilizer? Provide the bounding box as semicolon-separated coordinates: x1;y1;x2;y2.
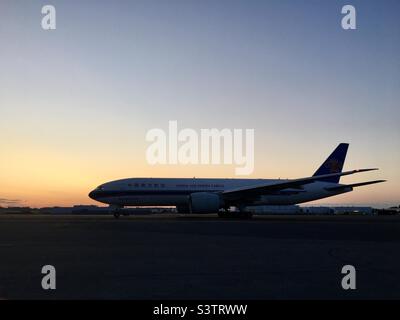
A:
325;180;386;191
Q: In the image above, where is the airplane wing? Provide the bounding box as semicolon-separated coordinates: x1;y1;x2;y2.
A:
222;168;379;200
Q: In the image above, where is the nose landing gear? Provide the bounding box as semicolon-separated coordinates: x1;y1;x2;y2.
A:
109;205;123;219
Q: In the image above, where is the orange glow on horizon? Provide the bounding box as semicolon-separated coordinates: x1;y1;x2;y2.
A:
1;146;396;208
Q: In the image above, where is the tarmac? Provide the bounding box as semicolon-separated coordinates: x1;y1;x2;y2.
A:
0;214;399;299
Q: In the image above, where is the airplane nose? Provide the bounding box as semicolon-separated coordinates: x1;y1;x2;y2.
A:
88;190;97;200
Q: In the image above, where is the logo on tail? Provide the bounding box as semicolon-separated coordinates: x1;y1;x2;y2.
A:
324;158;343;173
313;143;349;183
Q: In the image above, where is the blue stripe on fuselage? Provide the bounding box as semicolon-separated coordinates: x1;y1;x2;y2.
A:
91;189;223;198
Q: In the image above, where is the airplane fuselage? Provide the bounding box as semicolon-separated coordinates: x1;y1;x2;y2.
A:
88;177;351;208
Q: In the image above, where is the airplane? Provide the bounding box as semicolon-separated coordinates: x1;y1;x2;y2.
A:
88;143;385;218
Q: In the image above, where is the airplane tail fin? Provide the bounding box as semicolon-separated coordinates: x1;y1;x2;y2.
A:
313;143;349;183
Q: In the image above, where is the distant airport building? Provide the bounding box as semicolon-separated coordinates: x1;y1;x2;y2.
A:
0;206;33;214
43;205;176;215
302;207;334;215
332;206;373;215
247;205;302;215
42;205;109;215
375;206;400;215
247;205;374;215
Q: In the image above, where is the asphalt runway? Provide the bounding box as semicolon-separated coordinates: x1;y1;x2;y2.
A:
0;214;399;299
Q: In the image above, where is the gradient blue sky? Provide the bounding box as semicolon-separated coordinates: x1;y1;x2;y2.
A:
0;0;399;207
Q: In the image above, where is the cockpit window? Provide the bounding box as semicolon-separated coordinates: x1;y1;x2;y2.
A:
97;185;104;191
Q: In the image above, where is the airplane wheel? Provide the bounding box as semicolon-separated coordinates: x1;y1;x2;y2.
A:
113;212;120;219
241;212;253;219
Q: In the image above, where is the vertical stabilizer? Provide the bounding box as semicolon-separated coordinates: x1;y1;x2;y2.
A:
313;143;349;183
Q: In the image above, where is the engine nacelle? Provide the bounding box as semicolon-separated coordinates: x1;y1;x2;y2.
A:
189;192;222;214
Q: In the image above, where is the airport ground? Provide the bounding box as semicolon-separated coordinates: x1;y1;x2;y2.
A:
0;214;399;299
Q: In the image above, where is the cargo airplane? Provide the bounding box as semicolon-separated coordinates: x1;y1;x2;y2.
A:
89;143;385;218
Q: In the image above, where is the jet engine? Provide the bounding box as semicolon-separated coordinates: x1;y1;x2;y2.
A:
189;192;222;214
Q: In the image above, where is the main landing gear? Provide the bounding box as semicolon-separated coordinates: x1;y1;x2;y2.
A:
218;207;253;219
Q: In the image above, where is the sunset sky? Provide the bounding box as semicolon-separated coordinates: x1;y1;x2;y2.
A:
1;0;399;208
